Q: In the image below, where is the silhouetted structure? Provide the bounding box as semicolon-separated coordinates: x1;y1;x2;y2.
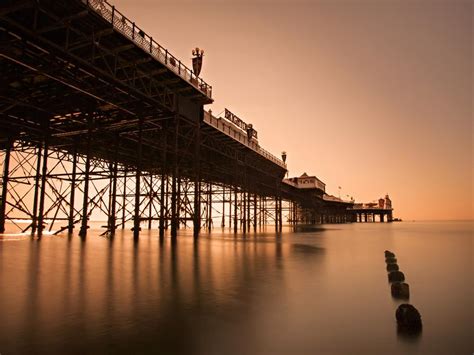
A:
349;194;394;222
0;0;354;238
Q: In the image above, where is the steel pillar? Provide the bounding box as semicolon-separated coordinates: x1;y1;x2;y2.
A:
133;118;143;239
121;170;127;229
170;117;179;239
37;138;49;237
193;113;201;238
176;176;181;230
0;139;12;233
79;124;92;237
31;143;42;234
278;197;282;230
67;142;78;233
221;186;225;228
233;185;238;233
242;191;247;234
108;152;118;235
247;192;251;231
207;183;212;231
228;187;232;228
159;132;167;238
252;193;256;232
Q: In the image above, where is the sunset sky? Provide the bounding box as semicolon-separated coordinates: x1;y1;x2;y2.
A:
112;0;472;220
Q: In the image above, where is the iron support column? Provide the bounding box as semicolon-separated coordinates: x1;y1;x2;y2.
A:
121;170;127;229
221;186;225;228
67;142;77;233
31;143;42;234
233;186;238;233
207;184;212;231
253;194;257;232
79;122;92;238
159;133;167;238
0;139;12;233
171;116;179;239
193;114;201;238
246;191;251;232
37;138;49;237
108;148;118;235
148;175;153;230
228;187;232;228
242;191;247;234
133;118;144;239
176;176;181;230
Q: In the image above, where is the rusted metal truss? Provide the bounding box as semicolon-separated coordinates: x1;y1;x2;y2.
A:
0;0;355;238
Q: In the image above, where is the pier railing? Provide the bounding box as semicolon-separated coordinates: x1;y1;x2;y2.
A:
203;111;286;169
84;0;212;99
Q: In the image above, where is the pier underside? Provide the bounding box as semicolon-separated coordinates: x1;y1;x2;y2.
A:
0;0;353;238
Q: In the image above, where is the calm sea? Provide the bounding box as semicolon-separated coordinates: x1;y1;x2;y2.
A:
0;221;472;354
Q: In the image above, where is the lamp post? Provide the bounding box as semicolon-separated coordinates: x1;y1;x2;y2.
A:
281;151;287;177
192;47;204;77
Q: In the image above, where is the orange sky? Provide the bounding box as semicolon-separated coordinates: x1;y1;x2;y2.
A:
112;0;472;220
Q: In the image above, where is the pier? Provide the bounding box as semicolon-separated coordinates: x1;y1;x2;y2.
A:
349;195;394;222
1;0;357;238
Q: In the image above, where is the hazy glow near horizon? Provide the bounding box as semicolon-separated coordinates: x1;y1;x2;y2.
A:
111;0;471;220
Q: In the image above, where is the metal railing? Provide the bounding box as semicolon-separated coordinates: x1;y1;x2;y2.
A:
83;0;212;99
203;111;286;169
323;195;350;203
349;205;391;210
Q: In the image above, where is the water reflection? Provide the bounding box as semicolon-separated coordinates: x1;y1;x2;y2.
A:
397;326;423;343
0;222;471;354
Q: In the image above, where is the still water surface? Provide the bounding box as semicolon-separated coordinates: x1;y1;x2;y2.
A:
0;221;472;354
